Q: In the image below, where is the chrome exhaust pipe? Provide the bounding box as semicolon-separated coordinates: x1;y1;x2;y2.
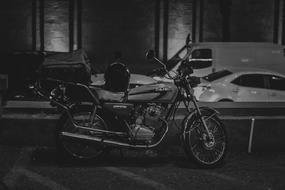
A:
61;129;167;149
61;132;145;148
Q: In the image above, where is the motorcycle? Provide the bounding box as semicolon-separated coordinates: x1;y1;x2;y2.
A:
32;42;227;168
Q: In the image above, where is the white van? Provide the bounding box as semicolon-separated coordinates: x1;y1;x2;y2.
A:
154;42;285;81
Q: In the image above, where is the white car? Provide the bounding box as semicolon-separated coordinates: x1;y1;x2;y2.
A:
195;68;285;102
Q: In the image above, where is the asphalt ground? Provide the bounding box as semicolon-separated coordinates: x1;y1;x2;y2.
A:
1;112;285;153
1;145;285;190
1;101;285;189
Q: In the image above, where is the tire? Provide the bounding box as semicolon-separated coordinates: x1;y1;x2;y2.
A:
56;104;108;161
182;113;227;168
218;99;233;102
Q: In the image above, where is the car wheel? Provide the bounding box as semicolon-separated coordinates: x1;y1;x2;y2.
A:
218;99;233;102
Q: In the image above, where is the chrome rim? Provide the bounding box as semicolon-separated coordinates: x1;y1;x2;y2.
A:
187;116;226;165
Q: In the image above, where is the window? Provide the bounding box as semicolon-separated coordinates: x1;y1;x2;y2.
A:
189;49;212;69
231;74;266;89
203;69;232;82
191;49;212;59
268;75;285;91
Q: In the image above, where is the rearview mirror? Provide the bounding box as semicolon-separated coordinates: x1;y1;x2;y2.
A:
146;50;155;60
146;49;168;71
185;34;192;45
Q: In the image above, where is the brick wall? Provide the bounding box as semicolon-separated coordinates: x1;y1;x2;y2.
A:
230;0;274;42
44;0;69;52
168;0;193;58
0;0;33;52
202;0;276;42
82;0;156;73
202;0;223;41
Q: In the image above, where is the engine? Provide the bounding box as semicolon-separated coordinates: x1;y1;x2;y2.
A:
131;103;166;142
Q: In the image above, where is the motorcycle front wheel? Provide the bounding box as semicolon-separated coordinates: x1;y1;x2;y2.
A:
56;104;108;161
182;113;227;168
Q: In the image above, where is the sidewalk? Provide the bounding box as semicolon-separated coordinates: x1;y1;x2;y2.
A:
1;101;285;152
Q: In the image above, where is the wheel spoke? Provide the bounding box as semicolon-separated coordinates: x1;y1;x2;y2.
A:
191;142;199;151
215;136;226;144
185;128;196;135
205;152;214;163
200;146;223;163
93;120;105;129
211;124;218;134
184;115;226;166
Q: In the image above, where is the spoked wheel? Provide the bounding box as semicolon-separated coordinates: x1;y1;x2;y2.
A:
182;114;227;168
56;105;108;161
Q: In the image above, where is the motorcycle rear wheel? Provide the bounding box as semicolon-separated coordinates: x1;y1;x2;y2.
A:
56;105;108;161
182;114;227;168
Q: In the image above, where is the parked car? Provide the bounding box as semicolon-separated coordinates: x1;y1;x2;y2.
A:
195;68;285;102
153;41;285;81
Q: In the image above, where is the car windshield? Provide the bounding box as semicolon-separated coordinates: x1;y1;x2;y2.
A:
203;69;232;82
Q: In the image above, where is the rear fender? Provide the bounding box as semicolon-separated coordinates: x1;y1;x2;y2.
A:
57;103;96;130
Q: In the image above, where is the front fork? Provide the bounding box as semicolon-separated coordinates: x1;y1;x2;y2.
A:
183;84;213;139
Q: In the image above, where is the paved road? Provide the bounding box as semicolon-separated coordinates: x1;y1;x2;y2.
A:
1;145;285;190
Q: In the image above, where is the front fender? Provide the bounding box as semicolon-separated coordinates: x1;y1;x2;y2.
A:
181;107;219;133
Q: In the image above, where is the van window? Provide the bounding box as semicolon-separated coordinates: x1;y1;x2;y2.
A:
268;75;285;91
232;74;266;89
202;69;232;82
189;49;212;68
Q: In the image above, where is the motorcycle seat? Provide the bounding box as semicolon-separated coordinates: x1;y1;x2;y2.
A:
89;86;125;102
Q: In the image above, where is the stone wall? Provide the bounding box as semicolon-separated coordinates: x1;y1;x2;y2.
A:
230;0;274;42
44;0;69;52
202;0;223;41
0;0;33;52
203;0;276;42
168;0;193;58
0;0;282;74
82;0;156;73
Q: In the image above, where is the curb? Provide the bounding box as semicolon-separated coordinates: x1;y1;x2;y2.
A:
1;112;285;152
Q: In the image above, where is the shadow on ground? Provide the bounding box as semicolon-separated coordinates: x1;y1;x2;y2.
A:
30;146;203;169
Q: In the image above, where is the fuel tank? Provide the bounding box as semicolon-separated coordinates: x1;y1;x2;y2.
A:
127;82;178;103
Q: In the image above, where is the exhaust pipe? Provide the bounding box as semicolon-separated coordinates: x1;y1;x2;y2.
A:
61;129;168;149
61;132;149;148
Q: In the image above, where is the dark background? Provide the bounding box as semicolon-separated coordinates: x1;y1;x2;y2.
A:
0;0;284;97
